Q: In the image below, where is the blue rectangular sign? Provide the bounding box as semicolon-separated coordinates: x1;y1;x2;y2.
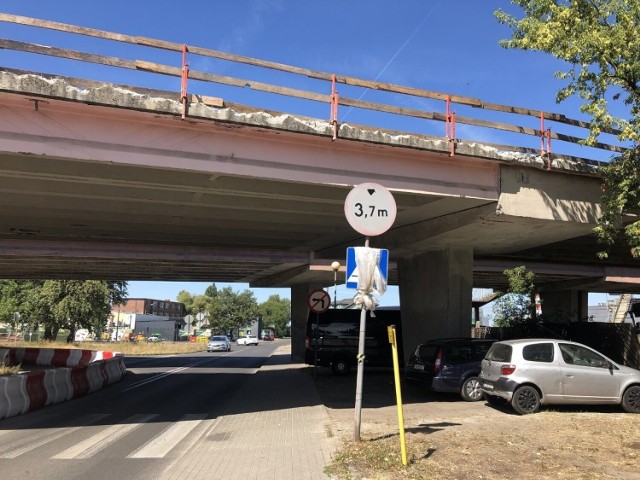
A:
346;247;388;289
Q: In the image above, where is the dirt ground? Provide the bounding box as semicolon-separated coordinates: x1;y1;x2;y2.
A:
312;368;640;480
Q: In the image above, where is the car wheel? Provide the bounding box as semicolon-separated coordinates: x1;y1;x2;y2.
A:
460;376;484;402
511;385;541;414
331;355;351;375
621;385;640;413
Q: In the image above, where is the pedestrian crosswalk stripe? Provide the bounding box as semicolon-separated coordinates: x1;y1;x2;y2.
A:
127;413;209;458
0;414;110;459
52;413;159;460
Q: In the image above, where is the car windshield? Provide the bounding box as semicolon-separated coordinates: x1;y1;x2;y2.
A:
211;336;227;341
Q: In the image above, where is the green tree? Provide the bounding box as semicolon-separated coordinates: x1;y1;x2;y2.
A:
0;279;126;340
0;280;43;333
40;280;128;341
259;294;291;337
177;290;195;314
204;284;219;299
492;266;539;327
495;1;640;257
209;287;259;335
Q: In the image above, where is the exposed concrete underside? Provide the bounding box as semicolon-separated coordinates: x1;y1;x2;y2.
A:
0;69;638;293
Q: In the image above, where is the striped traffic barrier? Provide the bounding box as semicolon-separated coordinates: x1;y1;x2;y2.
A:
0;376;12;419
25;370;48;411
0;374;29;419
85;362;105;393
0;347;127;419
43;367;74;405
51;348;71;366
70;364;90;398
36;348;54;366
66;349;83;366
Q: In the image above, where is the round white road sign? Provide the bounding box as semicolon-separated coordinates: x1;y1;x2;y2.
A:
344;183;397;236
307;289;331;313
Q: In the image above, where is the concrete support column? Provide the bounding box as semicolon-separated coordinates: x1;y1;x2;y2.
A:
290;283;322;362
398;247;473;362
539;290;588;322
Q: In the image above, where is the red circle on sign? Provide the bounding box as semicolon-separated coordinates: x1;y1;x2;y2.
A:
307;289;331;313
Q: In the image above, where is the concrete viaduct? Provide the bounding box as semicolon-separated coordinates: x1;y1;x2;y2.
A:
2;69;639;362
0;15;639;361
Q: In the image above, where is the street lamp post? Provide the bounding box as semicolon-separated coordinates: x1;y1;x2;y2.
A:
331;261;341;309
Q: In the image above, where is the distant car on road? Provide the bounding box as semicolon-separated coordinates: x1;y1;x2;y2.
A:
481;338;640;414
146;333;163;342
207;335;231;352
237;335;259;346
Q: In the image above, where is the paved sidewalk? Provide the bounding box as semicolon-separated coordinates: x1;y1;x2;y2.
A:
160;344;339;480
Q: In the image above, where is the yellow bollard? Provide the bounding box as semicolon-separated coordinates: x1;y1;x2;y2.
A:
387;325;407;466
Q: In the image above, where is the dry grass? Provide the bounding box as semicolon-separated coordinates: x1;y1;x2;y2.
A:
0;364;21;376
325;410;640;480
0;340;207;356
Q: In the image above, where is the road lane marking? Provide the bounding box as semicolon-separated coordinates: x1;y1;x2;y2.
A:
0;414;110;458
127;413;208;458
52;413;158;459
120;357;222;393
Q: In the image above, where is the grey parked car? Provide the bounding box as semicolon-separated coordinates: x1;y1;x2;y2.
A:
480;338;640;414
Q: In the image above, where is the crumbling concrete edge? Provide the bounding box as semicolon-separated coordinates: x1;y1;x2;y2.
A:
0;69;602;176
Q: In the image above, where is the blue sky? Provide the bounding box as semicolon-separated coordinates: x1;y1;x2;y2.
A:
0;1;620;306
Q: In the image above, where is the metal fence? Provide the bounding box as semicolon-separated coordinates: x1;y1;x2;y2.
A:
474;322;640;369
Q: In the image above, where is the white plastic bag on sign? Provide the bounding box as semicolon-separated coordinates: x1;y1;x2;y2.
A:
352;246;387;315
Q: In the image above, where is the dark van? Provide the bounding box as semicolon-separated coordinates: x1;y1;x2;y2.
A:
304;308;402;375
405;337;496;401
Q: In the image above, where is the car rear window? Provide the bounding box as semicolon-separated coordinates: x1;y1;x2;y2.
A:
522;343;554;363
443;344;484;362
485;343;512;362
416;344;439;360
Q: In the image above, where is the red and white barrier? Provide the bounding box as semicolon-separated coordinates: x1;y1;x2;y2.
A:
0;347;126;420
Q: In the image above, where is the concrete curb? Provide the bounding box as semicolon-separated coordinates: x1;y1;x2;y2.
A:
0;346;126;420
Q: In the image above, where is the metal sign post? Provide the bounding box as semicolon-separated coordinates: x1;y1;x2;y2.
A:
344;183;396;442
353;255;369;441
307;289;331;379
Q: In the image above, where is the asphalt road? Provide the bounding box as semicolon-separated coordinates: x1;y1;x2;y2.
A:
0;341;281;480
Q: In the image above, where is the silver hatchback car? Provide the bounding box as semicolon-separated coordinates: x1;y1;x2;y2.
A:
207;335;231;352
480;338;640;414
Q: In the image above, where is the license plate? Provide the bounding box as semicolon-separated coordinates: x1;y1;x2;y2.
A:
483;382;494;391
413;364;424;371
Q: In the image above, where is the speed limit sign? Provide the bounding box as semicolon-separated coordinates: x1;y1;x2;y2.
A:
307;289;331;313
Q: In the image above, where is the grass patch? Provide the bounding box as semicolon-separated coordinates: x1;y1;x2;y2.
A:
0;340;207;356
325;411;640;480
0;364;22;376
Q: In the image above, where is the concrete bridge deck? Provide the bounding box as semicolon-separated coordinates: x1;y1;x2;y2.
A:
0;68;636;293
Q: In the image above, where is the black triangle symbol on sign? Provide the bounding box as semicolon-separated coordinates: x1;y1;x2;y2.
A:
367;189;375;196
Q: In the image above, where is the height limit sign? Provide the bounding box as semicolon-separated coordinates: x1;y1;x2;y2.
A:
344;182;397;237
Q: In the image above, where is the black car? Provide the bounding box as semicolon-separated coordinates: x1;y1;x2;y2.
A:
405;338;496;401
304;308;402;375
